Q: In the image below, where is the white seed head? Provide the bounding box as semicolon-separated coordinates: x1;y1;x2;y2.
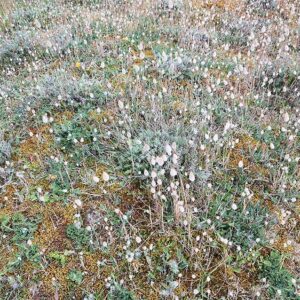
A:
231;203;238;210
165;144;172;156
74;199;82;207
170;168;177;177
156;156;165;167
189;172;195;182
102;172;110;182
42;114;49;124
93;176;100;183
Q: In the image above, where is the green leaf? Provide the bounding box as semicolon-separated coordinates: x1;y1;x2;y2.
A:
68;269;83;284
263;260;272;267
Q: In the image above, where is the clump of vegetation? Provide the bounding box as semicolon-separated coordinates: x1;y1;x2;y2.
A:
68;269;83;285
49;251;67;266
206;193;270;251
0;213;40;243
260;251;298;299
108;283;136;300
66;224;91;250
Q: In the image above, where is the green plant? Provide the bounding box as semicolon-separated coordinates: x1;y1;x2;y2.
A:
68;269;83;285
108;283;135;300
49;251;67;266
206;193;269;251
6;244;41;272
259;251;298;299
0;135;11;164
0;213;40;243
66;224;91;249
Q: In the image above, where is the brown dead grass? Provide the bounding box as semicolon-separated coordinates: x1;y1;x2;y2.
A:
16;125;54;164
31;202;76;252
228;134;269;177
